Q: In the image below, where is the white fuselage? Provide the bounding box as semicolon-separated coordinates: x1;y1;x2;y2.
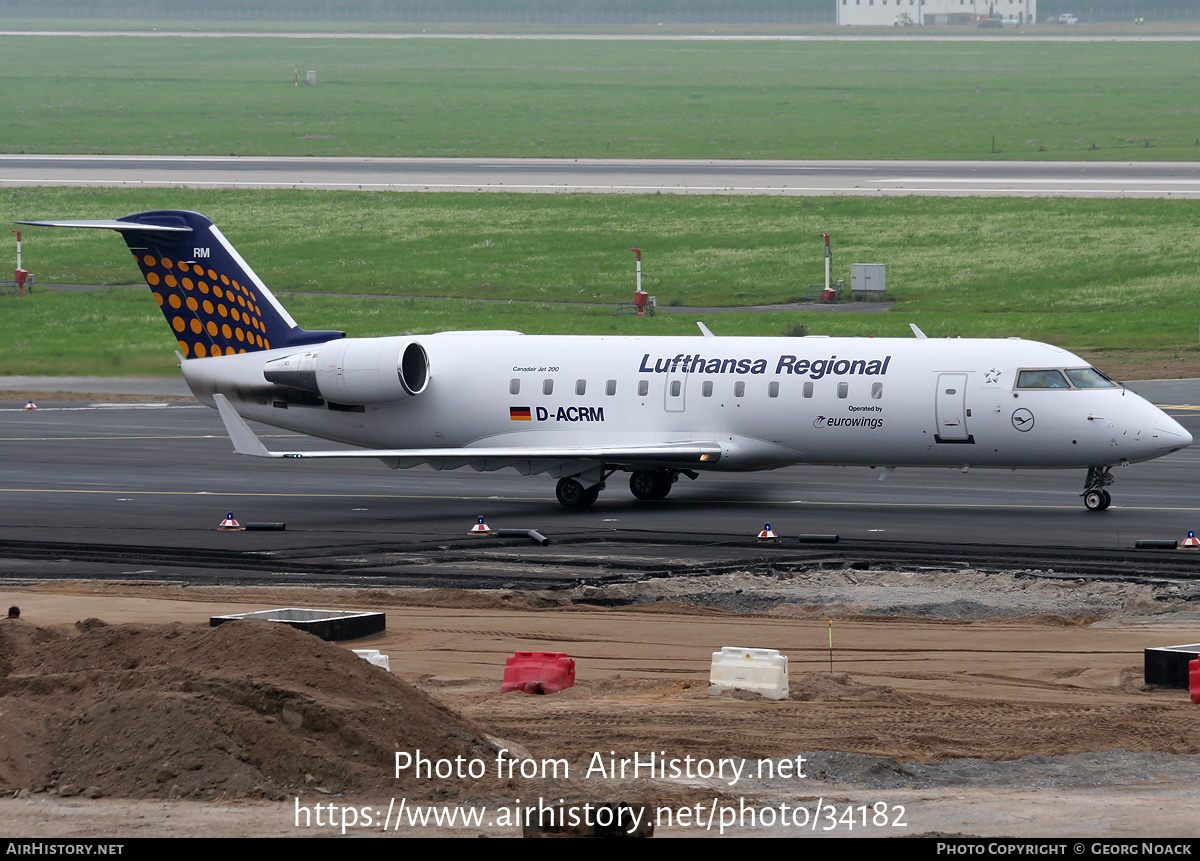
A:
179;332;1191;474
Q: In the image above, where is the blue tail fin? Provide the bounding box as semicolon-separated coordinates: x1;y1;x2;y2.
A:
18;210;344;358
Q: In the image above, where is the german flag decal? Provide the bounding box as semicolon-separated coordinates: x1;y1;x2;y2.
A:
509;406;532;421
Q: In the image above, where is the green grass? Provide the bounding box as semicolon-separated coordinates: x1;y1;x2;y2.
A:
3;36;1200;160
3;187;1199;376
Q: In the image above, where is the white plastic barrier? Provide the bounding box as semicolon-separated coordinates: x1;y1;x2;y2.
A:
352;649;391;672
708;646;788;701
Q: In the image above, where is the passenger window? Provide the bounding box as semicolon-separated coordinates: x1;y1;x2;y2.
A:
837;382;848;399
606;380;617;396
734;381;745;398
768;381;779;398
510;379;520;395
702;380;713;397
871;382;883;399
1017;369;1070;389
803;382;814;399
543;379;554;395
575;379;586;396
638;380;649;397
670;380;681;397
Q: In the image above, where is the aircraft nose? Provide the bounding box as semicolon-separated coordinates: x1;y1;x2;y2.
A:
1153;412;1192;451
1116;396;1191;461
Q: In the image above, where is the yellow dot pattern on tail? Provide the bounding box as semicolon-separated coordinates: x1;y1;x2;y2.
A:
138;252;271;358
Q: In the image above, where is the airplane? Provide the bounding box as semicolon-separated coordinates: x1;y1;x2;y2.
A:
17;209;1193;512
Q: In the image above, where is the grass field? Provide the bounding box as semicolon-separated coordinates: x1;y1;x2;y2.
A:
1;34;1198;378
3;35;1200;160
2;186;1198;377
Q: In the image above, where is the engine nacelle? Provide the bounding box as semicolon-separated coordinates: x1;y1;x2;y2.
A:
262;337;429;404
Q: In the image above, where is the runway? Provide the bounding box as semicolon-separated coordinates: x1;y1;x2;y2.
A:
1;382;1197;586
4;155;1200;197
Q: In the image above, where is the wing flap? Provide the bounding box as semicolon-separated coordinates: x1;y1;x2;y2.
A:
212;395;722;468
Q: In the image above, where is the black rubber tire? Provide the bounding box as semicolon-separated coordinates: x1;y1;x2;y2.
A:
556;477;596;509
629;470;672;501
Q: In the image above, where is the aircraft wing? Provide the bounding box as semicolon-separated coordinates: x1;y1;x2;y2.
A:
213;394;722;471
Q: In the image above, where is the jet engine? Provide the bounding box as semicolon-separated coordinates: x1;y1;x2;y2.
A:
262;337;429;404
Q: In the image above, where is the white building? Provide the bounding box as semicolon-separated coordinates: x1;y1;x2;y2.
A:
836;0;1037;26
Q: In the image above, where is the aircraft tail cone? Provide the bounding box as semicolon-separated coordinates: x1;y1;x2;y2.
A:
1181;530;1200;548
469;516;494;536
219;511;243;531
757;522;778;542
23;401;35;411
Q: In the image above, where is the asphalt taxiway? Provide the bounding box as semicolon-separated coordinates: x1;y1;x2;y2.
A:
0;382;1197;587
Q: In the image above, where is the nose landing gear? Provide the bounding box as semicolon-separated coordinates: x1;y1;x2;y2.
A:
1081;466;1113;511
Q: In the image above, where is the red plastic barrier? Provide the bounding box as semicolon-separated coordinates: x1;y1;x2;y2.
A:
1190;657;1200;705
502;651;575;695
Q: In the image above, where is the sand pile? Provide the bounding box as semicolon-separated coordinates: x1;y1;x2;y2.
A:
0;618;504;800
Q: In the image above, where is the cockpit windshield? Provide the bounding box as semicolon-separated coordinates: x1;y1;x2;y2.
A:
1016;369;1069;389
1063;367;1118;388
1016;367;1119;390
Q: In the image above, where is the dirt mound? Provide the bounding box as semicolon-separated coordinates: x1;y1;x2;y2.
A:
0;619;505;801
788;672;905;703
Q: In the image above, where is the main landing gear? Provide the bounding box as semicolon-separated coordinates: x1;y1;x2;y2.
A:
629;468;675;501
555;476;602;509
1081;465;1113;512
555;468;698;509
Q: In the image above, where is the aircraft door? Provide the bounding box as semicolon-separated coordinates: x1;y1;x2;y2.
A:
935;373;973;443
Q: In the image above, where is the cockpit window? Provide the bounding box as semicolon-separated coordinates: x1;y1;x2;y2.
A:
1064;367;1118;388
1016;369;1070;389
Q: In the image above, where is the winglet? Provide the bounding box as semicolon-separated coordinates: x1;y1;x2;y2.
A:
909;323;928;340
213;394;276;458
697;322;715;338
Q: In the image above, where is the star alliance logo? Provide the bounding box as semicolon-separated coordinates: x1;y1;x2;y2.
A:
985;367;1002;385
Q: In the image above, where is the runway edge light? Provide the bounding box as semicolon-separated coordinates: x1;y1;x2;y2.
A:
219;511;243;531
469;515;494;536
1182;530;1200;549
757;522;778;542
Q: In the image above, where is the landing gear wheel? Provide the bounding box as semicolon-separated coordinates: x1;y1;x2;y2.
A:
556;477;597;510
1082;466;1114;512
629;469;673;501
1083;489;1108;512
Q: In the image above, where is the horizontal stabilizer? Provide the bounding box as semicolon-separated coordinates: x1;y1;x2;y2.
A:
16;218;192;233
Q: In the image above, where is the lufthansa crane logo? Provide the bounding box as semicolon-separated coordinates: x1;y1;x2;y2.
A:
1011;408;1035;432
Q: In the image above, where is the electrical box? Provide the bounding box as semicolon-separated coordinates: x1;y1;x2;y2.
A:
851;263;886;300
